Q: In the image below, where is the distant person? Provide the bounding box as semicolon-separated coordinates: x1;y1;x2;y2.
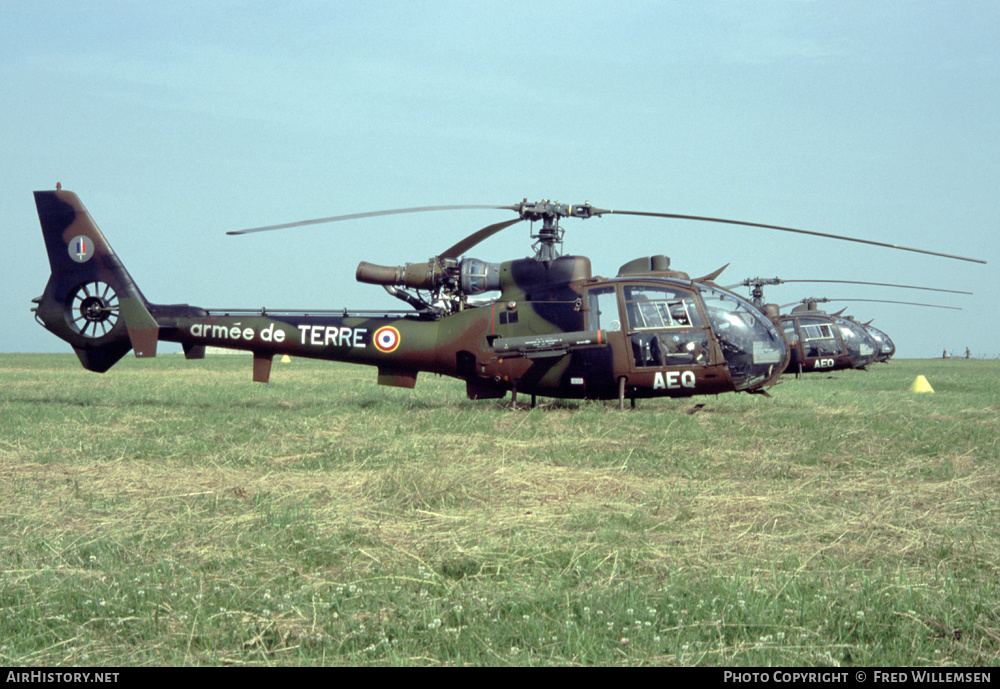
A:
966;348;971;359
942;349;947;359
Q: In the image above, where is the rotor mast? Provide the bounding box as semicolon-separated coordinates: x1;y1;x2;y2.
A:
739;277;783;308
517;200;597;261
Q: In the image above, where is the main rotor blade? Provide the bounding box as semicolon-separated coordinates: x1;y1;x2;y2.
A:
591;209;986;264
228;205;514;235
779;279;972;294
729;278;973;295
831;298;962;310
783;298;962;310
439;218;525;259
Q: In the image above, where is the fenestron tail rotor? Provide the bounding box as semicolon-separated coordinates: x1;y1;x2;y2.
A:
69;280;120;338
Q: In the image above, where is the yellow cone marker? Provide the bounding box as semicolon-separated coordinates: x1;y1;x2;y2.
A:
909;375;934;393
281;355;291;363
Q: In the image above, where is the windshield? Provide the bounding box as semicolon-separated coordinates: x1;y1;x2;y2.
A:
832;316;879;368
864;325;895;359
697;285;787;390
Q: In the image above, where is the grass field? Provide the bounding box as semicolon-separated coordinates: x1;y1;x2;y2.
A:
1;353;998;666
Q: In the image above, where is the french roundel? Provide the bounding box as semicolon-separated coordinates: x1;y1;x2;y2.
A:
373;326;401;353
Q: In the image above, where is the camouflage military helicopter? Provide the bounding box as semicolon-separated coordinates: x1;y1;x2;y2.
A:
731;277;969;374
782;297;964;368
31;187;984;408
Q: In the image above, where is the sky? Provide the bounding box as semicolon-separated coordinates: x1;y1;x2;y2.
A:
3;0;998;359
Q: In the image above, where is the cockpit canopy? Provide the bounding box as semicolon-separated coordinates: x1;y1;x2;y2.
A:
590;279;788;392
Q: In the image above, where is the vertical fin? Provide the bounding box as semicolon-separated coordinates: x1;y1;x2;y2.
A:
120;296;159;357
33;189;157;372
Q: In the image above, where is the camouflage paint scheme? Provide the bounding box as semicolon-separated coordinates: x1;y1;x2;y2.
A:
778;305;880;374
33;189;791;404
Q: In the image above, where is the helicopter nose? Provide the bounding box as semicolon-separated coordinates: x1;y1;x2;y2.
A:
697;285;789;391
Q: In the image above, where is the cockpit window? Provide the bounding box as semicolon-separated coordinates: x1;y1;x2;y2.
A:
802;323;834;340
623;285;703;330
622;285;710;368
797;317;844;357
782;320;799;345
587;286;621;332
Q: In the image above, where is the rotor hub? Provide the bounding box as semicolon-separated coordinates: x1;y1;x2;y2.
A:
80;295;111;322
515;200;596;261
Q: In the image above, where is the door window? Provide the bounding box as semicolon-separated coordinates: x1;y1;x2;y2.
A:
587;286;621;332
623;285;708;367
798;317;844;357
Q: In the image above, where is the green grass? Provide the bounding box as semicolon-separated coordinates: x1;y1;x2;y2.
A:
1;353;998;665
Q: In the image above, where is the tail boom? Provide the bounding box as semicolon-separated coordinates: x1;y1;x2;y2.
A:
32;189;454;386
